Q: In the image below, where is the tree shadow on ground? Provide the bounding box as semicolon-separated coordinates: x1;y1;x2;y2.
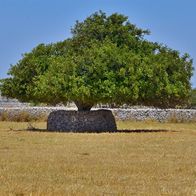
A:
13;127;177;133
116;129;177;133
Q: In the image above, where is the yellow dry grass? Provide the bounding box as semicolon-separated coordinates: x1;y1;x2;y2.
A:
0;121;196;195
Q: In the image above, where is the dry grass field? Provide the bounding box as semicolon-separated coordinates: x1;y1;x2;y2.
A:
0;121;196;195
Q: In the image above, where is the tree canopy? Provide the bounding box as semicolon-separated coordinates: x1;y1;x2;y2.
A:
191;88;196;107
0;11;194;110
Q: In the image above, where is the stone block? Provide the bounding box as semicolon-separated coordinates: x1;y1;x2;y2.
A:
47;109;117;132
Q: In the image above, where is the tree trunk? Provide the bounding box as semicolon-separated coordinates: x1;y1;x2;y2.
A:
75;101;94;111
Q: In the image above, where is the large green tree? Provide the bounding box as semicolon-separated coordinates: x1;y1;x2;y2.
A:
0;11;193;110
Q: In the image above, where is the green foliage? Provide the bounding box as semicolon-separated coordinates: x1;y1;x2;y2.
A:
191;88;196;107
0;11;194;110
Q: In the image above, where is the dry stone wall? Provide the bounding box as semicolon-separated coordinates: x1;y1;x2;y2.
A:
0;107;196;122
112;108;196;122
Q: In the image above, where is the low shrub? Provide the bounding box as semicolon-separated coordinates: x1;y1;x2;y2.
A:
0;111;48;122
14;111;31;122
0;111;9;121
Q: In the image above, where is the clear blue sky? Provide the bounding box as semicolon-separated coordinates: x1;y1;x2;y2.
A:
0;0;195;87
